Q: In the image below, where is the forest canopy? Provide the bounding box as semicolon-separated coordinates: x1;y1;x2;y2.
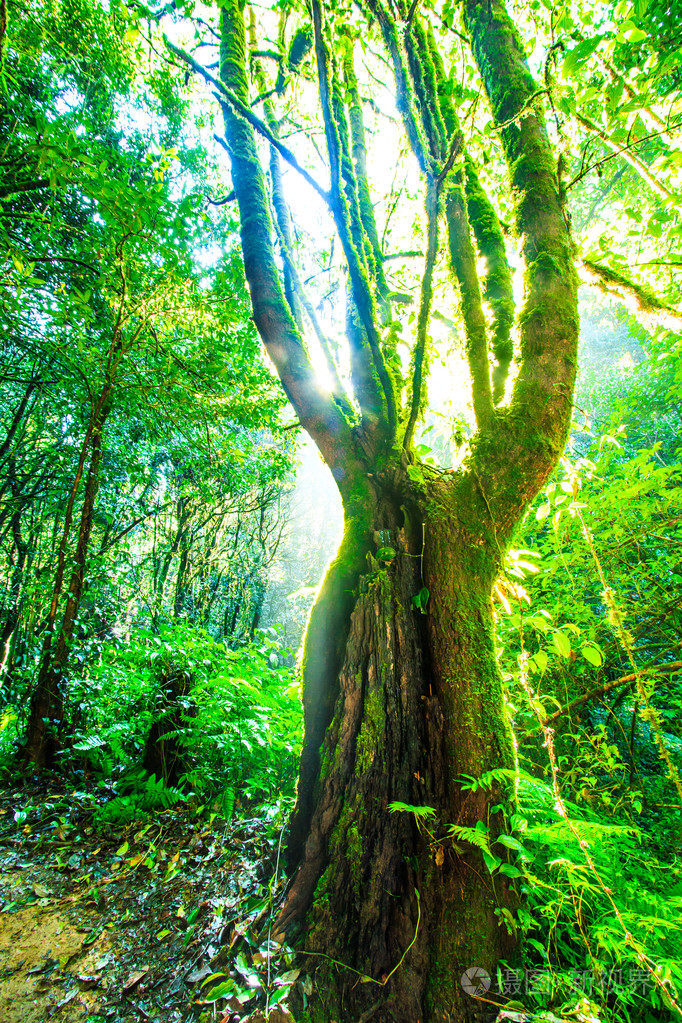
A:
0;0;681;1020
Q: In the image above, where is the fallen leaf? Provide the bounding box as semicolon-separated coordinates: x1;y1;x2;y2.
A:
77;973;101;990
55;989;78;1011
122;968;148;994
185;965;212;984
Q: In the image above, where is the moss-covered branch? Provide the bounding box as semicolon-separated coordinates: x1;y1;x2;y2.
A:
164;34;331;206
403;176;439;449
464;157;515;404
445;183;495;430
408;21;495;431
248;9;303;331
247;7;354;417
464;0;578;537
573;111;673;203
215;0;355;475
361;0;431;175
311;0;398;443
579;259;682;332
340;28;391;320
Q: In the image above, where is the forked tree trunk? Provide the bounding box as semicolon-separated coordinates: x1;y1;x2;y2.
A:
277;474;517;1022
193;0;579;1016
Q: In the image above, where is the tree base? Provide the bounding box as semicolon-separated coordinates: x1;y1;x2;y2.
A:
277;508;517;1022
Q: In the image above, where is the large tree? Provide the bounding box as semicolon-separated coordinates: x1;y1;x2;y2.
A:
164;0;580;1017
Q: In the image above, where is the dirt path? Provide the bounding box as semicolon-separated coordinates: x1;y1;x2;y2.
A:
0;780;299;1023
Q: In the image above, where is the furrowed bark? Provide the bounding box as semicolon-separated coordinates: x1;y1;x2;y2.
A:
277;472;518;1023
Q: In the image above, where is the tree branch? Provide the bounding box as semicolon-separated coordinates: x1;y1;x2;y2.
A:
569;113;679;200
214;0;355;476
530;661;682;731
404;175;438;449
465;0;578;538
579;259;682;332
311;0;397;442
163;34;331;207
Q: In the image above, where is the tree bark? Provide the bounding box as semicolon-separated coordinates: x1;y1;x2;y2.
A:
276;471;517;1021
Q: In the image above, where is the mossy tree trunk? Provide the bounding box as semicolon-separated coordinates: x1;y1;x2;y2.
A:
276;470;521;1021
169;0;578;1015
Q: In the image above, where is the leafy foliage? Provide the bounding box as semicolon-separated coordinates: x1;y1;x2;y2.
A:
65;624;302;813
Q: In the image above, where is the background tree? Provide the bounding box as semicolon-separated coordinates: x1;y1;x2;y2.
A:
0;0;292;768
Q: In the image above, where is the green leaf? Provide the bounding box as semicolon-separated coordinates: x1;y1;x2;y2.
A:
482;850;503;873
532;650;548;673
495;834;525;853
553;630;571;658
616;19;648;42
581;645;603;666
197;978;236;1002
388;801;437;818
499;864;524;878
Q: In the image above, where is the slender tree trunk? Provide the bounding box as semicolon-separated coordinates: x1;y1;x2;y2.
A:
277;472;517;1022
0;460;28;674
173;544;191;618
22;398;110;768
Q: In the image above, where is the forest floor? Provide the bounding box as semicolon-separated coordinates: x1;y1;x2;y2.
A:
0;778;300;1023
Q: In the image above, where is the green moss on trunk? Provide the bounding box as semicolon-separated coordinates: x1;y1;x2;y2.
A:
279;475;517;1022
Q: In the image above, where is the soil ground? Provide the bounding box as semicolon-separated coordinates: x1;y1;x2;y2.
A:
0;778;299;1023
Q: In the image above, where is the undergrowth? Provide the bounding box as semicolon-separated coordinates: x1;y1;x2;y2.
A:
1;623;302;825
